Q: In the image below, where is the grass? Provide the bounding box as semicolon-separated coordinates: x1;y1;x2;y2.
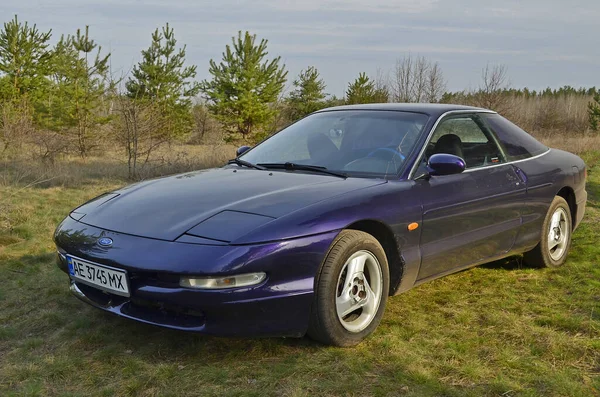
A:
0;149;599;396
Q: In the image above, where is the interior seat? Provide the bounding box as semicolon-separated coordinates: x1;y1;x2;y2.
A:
433;134;464;159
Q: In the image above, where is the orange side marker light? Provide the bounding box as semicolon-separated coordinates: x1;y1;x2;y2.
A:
408;222;419;231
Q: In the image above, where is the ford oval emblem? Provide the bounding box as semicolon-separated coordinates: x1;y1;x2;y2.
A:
98;237;113;247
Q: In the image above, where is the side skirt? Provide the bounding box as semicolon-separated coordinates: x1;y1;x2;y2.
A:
407;247;534;290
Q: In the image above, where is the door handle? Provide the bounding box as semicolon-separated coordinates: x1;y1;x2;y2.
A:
513;166;528;184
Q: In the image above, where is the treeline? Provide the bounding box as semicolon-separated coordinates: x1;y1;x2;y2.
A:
1;15;599;178
440;65;599;134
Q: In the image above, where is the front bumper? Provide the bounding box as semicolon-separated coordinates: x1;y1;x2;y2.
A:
55;216;338;337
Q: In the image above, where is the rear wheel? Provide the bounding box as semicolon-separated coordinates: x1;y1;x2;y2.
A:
308;230;389;347
523;196;573;268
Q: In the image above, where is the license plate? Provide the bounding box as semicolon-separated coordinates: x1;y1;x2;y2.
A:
67;255;130;297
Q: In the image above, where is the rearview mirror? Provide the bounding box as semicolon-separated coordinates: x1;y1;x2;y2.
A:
427;153;466;176
236;146;251;157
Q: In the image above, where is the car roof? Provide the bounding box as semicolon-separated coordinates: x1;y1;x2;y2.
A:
315;103;492;118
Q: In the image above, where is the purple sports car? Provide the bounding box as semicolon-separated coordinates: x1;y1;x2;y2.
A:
54;104;587;346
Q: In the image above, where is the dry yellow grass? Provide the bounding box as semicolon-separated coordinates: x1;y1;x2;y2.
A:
0;144;236;188
504;95;591;134
536;134;600;155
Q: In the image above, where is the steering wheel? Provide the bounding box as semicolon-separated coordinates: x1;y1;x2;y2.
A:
367;147;406;162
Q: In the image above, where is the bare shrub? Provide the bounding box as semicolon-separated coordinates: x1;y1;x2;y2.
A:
0;100;35;155
188;103;223;144
474;64;513;114
426;63;446;103
134;144;234;179
392;56;412;102
391;55;446;103
114;97;169;180
481;65;509;96
27;130;71;164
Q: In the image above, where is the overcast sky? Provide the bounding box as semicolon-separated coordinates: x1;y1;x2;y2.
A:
2;0;598;96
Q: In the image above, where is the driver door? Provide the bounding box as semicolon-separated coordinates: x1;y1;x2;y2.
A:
415;113;526;281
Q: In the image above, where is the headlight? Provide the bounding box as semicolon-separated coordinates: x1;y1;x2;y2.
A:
180;272;266;289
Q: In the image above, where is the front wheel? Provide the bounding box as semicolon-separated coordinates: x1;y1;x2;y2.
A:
523;196;573;268
308;230;389;347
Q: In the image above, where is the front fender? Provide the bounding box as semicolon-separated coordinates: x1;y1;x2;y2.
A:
231;181;424;294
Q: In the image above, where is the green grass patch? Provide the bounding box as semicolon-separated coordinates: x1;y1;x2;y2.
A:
1;154;599;396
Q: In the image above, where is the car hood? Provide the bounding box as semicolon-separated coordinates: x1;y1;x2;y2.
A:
73;168;385;241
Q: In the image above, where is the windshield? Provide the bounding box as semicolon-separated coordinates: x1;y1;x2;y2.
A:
240;110;429;177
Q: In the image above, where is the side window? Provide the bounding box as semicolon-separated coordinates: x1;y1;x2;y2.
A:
426;115;505;169
482;114;548;161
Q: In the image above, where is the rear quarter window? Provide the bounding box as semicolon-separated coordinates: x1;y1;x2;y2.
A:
482;114;548;161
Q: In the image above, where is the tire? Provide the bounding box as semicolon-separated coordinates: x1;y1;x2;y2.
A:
523;196;573;268
308;230;390;347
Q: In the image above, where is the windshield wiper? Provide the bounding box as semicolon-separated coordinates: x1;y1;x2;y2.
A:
227;158;267;171
257;162;347;179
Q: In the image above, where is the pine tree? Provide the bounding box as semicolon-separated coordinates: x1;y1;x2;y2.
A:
201;31;287;140
346;73;387;104
38;35;78;131
0;15;53;101
41;26;113;156
589;93;600;131
287;66;327;121
126;23;200;140
72;26;112;156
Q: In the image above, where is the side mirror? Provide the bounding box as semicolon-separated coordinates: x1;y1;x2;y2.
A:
427;153;466;176
236;145;251;157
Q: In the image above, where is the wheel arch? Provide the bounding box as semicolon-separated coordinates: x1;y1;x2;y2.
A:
556;186;576;228
346;220;403;296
